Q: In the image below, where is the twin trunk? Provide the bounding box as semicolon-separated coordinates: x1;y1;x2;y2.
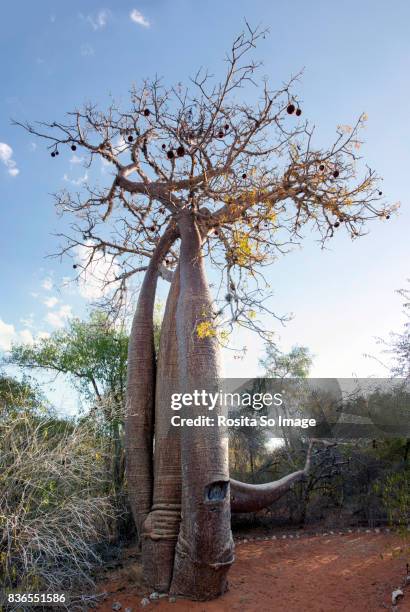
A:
126;213;233;599
126;214;312;600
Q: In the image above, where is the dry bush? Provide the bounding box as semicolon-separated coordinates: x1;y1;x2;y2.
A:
0;409;117;596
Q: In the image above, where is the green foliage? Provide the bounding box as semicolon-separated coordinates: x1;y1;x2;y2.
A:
0;371;44;416
8;311;128;405
377;469;410;533
260;345;312;379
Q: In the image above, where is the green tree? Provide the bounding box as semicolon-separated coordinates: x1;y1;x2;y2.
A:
7;311;128;524
0;372;44;416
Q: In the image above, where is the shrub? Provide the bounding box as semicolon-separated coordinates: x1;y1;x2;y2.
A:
0;409;116;596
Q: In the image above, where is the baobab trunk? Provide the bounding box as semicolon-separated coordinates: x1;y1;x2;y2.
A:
142;267;182;592
125;226;177;535
170;212;234;600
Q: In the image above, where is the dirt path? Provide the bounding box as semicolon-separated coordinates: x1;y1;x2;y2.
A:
96;531;410;611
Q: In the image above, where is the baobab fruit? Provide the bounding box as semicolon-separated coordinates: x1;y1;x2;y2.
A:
224;124;229;130
333;169;340;178
143;108;150;117
379;191;383;196
225;293;232;302
72;264;77;269
242;173;247;179
287;103;295;114
167;150;174;160
296;108;302;116
71;144;77;151
319;164;325;171
162;144;166;150
218;130;224;138
176;145;185;157
334;221;340;228
55;150;59;156
51;152;56;157
386;214;390;219
128;135;133;142
149;225;156;232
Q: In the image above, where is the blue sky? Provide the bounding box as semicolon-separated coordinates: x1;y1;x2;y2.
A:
1;1;409;413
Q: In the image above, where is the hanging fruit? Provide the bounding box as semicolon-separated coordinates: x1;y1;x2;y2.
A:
319;164;325;171
296;108;302;116
71;144;77;151
167;150;174;160
143;109;150;117
128;135;133;142
287;104;295;114
176;145;185;157
162;144;166;150
333;170;340;178
242;173;247;179
51;152;55;158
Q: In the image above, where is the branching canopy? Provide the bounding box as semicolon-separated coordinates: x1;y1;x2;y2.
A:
16;24;397;345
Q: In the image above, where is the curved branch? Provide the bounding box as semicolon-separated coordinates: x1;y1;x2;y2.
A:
230;439;330;513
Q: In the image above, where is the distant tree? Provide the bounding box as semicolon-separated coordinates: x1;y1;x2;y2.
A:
0;371;44;416
387;282;410;379
7;311;128;522
17;24;396;599
261;345;312;379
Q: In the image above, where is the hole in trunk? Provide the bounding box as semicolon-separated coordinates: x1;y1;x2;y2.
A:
205;480;229;502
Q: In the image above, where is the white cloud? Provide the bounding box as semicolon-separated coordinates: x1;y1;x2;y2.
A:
63;172;88;186
69;153;85;165
0;142;19;177
45;304;72;328
0;318;35;351
42;278;53;291
0;319;15;351
37;331;50;341
75;242;120;300
19;329;34;345
81;9;109;30
20;314;35;328
43;296;59;308
130;9;150;27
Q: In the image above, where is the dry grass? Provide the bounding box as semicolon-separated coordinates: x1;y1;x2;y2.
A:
0;409;117;598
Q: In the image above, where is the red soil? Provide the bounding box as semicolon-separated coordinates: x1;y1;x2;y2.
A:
95;531;410;612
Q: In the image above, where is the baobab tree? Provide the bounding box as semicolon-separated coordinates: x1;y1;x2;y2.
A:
17;25;396;601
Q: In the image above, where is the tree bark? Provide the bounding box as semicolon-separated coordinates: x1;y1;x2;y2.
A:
142;266;182;592
125;225;177;535
170;211;234;600
230;440;315;513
